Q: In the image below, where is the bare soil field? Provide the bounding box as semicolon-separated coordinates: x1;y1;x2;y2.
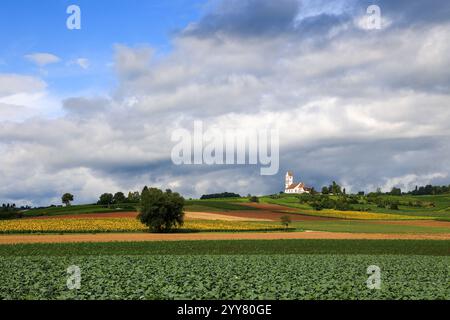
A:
25;209;330;222
238;203;297;211
25;211;270;221
185;212;270;221
206;210;333;221
1;231;449;244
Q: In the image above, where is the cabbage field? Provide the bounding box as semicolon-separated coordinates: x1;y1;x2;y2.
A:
0;254;448;300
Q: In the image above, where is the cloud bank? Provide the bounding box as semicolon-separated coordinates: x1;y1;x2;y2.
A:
1;0;450;206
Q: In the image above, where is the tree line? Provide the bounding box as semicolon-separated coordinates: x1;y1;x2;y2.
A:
60;191;142;207
200;192;241;200
318;182;450;197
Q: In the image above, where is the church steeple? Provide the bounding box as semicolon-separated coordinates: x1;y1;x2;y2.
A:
285;171;293;188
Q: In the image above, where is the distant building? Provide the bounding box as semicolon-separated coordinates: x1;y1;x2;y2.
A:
284;171;311;194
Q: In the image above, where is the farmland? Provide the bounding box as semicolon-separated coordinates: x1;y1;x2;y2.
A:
290;220;450;234
0;194;449;300
0;240;449;300
20;200;256;218
1;239;449;256
261;193;450;220
17;193;450;221
0;218;286;234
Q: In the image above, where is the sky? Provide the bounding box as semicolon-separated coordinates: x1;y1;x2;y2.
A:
1;0;450;206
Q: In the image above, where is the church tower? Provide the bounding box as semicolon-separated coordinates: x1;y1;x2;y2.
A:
285;171;293;189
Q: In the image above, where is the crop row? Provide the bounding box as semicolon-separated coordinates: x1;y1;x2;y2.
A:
0;255;448;300
1;240;449;257
0;218;285;234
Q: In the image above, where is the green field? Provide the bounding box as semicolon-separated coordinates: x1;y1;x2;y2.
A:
19;200;255;218
1;240;448;300
184;200;258;212
292;220;450;234
261;194;450;220
22;204;137;217
1;240;449;256
15;194;450;222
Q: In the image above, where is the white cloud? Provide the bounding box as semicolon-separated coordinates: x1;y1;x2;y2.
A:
69;58;90;70
0;74;63;121
0;74;46;97
25;53;61;66
379;173;449;193
1;2;450;205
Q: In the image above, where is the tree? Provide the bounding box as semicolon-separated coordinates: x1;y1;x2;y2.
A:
249;196;259;203
61;193;74;207
200;192;241;200
98;193;113;205
127;191;141;203
138;187;185;233
280;215;292;231
390;187;402;196
113;192;126;204
330;181;342;195
321;186;329;195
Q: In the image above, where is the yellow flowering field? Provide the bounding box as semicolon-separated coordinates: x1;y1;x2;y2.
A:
0;218;286;234
287;209;426;220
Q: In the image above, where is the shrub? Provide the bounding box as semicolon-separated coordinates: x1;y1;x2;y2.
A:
334;197;354;211
138;187;185;233
249;196;259;203
298;194;314;203
280;215;292;231
311;202;323;211
390;202;400;210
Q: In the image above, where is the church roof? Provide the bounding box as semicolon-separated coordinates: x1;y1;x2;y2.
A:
286;183;305;190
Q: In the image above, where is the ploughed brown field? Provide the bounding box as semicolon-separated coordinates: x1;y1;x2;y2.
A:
1;231;449;244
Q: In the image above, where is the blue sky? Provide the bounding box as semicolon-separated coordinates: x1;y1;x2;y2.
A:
0;0;206;96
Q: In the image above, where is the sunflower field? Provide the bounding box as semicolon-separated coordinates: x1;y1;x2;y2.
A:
0;218;286;234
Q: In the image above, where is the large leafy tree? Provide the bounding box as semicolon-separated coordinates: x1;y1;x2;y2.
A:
61;193;74;206
98;193;113;205
138;187;185;233
113;192;126;204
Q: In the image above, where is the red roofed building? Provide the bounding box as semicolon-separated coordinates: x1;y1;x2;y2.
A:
285;171;311;194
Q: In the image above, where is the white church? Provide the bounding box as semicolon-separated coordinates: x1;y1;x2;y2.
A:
284;171;311;194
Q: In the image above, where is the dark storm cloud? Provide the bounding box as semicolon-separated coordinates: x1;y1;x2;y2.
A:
357;0;450;26
282;136;450;192
183;0;300;37
185;0;450;39
295;12;352;38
